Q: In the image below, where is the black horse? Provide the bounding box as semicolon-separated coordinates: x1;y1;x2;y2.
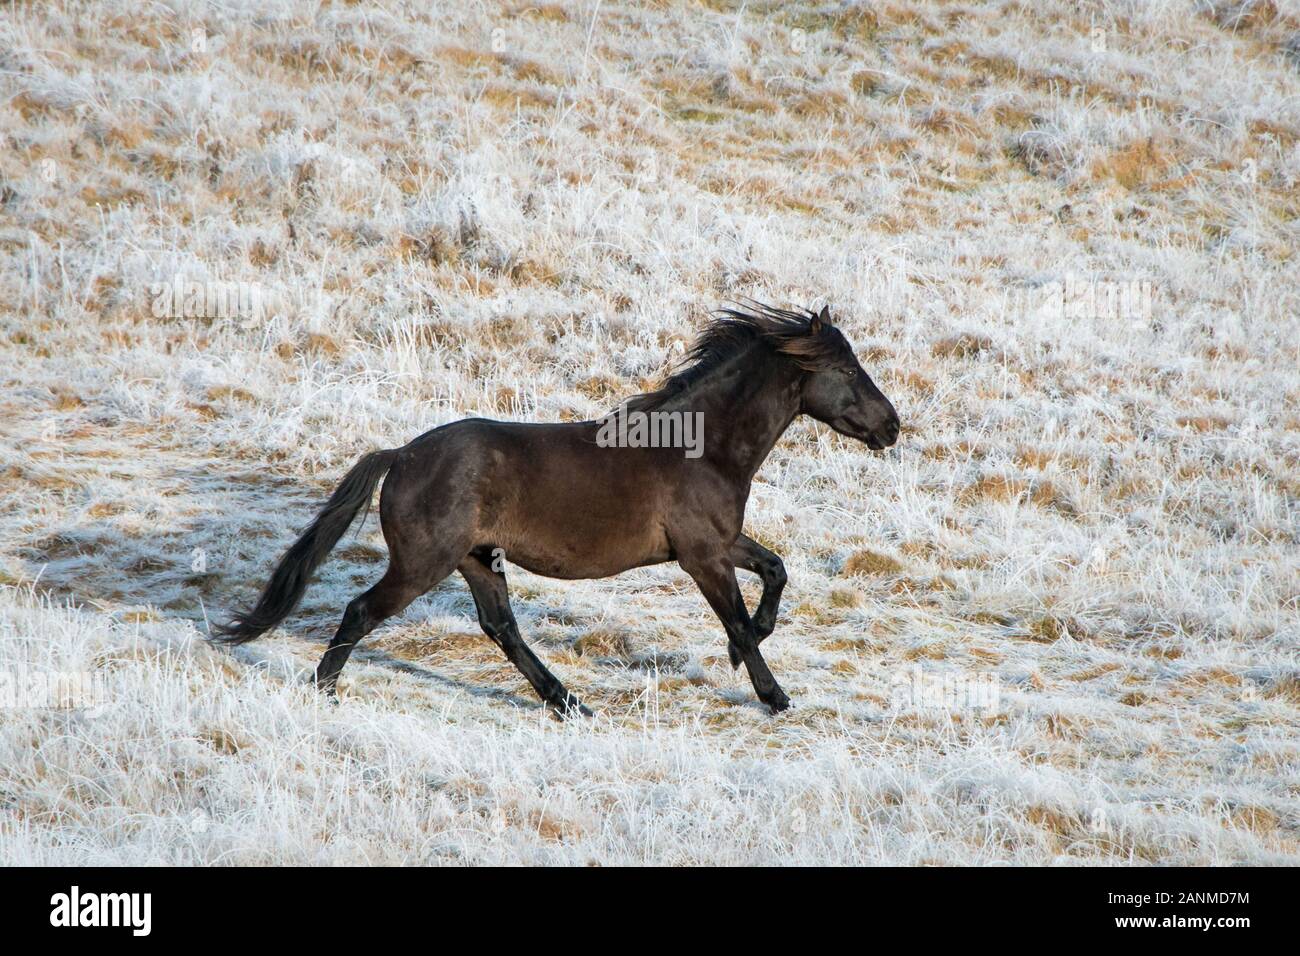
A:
217;302;900;715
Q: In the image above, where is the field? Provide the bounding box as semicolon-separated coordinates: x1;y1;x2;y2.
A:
1;0;1298;864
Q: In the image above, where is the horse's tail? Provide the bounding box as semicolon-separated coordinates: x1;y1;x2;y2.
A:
214;449;399;645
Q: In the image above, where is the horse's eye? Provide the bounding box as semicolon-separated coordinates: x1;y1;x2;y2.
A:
840;368;856;378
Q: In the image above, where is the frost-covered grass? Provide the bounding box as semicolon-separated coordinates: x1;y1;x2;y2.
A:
1;0;1297;864
4;586;1294;865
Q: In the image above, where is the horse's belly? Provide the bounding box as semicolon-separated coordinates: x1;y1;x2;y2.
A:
472;434;677;578
490;510;671;580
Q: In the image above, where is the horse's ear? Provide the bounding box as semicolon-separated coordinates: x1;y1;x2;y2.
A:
810;304;830;333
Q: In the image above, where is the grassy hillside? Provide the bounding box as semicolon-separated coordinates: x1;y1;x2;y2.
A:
1;0;1297;863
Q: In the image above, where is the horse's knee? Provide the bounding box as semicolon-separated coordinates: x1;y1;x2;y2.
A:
337;595;369;632
764;555;786;589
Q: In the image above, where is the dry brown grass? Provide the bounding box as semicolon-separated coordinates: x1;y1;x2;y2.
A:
573;629;632;660
842;549;906;576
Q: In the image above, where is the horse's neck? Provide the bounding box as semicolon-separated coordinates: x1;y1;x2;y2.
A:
688;350;802;482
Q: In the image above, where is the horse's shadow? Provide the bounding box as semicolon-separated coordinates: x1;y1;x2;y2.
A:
219;637;544;711
17;463;547;711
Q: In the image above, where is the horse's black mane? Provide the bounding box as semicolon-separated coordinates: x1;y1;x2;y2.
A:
626;300;847;412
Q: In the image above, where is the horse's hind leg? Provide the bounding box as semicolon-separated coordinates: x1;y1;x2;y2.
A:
314;551;461;693
459;553;591;717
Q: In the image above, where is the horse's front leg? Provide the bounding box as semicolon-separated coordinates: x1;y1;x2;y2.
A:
728;534;787;668
680;550;790;714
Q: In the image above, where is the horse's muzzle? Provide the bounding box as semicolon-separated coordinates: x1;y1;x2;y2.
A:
866;416;900;450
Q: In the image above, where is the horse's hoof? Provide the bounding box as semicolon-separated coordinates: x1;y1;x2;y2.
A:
551;695;593;719
764;690;791;714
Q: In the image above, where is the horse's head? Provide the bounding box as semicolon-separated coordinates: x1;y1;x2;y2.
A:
797;306;900;450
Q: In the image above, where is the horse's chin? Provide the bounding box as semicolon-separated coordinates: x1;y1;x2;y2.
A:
826;416;880;447
831;422;898;451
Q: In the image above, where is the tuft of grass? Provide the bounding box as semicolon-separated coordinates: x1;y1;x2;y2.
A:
1027;616;1068;643
1264;674;1300;703
1091;137;1172;191
573;629;632;660
829;587;864;608
842;549;906;576
931;333;994;359
962;476;1030;503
